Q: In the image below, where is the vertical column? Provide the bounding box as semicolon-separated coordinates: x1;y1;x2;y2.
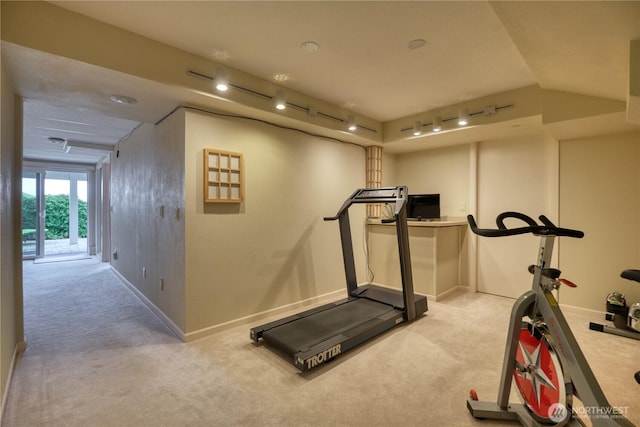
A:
366;145;383;217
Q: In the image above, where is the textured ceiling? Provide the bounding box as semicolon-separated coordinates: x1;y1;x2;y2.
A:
49;0;539;122
3;1;639;163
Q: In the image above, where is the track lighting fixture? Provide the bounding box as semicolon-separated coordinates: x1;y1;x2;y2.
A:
275;89;286;110
400;104;514;136
186;68;385;134
347;115;357;131
215;68;229;92
458;108;469;126
432;116;442;132
413;121;422;136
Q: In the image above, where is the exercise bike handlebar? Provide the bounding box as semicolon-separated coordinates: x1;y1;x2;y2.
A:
467;211;584;238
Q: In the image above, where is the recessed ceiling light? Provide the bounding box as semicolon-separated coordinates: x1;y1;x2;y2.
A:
213;49;230;61
301;41;319;52
274;73;290;82
110;95;137;105
408;39;427;50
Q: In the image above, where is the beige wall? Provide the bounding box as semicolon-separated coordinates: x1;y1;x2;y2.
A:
476;133;559;298
183;110;366;336
381;151;397;186
110;111;186;333
381;134;559;300
560;131;640;310
393;144;471;218
75;96;640;346
110;108;366;339
0;58;23;418
383;130;640;312
381;145;473;296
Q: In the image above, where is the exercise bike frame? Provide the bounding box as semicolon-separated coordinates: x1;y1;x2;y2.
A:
466;212;634;427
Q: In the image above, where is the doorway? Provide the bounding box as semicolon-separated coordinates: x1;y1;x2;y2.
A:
22;167;91;260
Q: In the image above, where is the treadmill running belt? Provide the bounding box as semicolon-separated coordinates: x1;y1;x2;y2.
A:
262;298;397;356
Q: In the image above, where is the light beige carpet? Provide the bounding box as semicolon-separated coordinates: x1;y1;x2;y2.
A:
3;258;638;426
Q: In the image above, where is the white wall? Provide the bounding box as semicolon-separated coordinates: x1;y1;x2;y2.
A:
385;134;559;299
109;107;640;340
0;59;23;420
393;144;470;218
475;129;640;311
110;111;186;332
183;110;366;336
476;133;559;298
110;108;367;339
375;129;640;313
560;131;640;311
378;145;473;296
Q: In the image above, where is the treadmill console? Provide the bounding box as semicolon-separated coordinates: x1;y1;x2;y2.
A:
324;186;408;221
354;188;399;200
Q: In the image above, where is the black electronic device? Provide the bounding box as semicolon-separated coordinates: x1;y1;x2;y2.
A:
250;186;427;371
407;194;440;221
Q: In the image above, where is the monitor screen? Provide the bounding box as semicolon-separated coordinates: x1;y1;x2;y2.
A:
407;194;440;220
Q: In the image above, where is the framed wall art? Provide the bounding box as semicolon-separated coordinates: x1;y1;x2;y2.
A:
203;148;243;203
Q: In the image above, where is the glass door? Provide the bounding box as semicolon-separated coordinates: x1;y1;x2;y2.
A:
22;169;90;259
42;171;89;258
22;171;45;259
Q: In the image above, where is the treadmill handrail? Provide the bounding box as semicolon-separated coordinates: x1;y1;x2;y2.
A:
323;186;408;221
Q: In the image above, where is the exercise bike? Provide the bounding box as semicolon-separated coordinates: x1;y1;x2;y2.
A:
466;212;634;427
589;271;640;341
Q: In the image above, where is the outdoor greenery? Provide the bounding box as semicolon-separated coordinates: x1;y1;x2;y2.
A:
22;193;87;240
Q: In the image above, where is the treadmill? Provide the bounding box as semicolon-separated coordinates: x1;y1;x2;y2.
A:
250;186;428;371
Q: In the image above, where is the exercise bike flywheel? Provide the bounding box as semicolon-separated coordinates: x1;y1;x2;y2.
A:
513;321;572;424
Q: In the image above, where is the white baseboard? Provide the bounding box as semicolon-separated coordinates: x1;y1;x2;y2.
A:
558;301;606;317
111;266;348;343
431;285;469;301
184;289;346;342
362;281;469;302
111;267;186;341
1;341;26;425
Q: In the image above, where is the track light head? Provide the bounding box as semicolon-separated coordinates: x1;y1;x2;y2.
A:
215;68;229;92
347;115;357;131
413;121;422;136
432;116;442;132
275;89;286;110
458;108;469;126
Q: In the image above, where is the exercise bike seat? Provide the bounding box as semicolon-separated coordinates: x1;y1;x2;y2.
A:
621;269;640;283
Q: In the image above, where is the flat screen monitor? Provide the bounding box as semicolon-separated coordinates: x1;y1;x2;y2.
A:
407;194;440;220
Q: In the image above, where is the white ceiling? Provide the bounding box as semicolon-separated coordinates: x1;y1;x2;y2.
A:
3;1;640;164
50;0;540;122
